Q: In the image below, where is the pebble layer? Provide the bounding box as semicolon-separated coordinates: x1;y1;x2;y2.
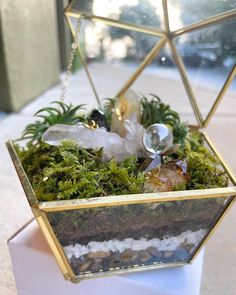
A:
64;229;206;260
64;229;206;275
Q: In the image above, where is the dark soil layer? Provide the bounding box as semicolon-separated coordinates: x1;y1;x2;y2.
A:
47;198;228;246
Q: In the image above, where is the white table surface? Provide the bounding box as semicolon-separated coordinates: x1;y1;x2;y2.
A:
8;219;204;295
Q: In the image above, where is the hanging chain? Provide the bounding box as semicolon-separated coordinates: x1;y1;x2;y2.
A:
60;19;81;101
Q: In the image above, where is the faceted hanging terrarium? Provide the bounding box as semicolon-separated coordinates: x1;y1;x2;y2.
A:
7;0;236;283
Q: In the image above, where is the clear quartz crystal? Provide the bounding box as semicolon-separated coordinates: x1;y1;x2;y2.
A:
143;124;173;155
111;89;141;137
124;115;146;158
42;120;146;162
42;124;125;161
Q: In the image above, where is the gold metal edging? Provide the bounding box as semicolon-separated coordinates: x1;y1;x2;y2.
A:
203;132;236;185
39;187;236;212
6;140;38;206
172;9;236;37
65;11;165;38
65;14;101;107
116;37;167;97
64;1;74;15
203;65;236;127
33;208;76;282
168;39;204;127
162;0;170;33
73;261;185;283
189;195;236;263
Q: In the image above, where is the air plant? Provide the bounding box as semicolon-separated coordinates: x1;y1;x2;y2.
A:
141;94;188;144
20;101;86;143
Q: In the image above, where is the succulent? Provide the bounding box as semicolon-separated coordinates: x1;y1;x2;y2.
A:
141;94;188;145
20;101;86;143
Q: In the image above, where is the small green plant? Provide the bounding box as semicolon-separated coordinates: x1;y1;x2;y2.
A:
141;95;188;145
20;101;86;143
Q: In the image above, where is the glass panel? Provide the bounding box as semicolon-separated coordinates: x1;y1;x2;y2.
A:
174;19;236;120
69;16;161;99
168;0;236;31
69;0;165;30
132;43;198;125
47;196;231;277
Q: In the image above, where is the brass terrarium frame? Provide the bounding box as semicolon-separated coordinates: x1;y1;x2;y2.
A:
65;0;236;128
7;0;236;283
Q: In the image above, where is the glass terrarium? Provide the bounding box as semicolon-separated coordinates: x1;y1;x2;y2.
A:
7;0;236;283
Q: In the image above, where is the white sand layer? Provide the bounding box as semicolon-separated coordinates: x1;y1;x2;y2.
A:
64;229;207;260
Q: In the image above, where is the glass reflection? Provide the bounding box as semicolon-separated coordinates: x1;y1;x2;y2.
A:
70;17;161;98
174;18;236;119
70;0;164;30
168;0;236;31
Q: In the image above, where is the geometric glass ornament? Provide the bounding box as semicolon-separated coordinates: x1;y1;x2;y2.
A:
66;0;236;128
6;0;236;284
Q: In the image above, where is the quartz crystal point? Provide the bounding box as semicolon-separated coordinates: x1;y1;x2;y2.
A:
42;120;146;162
124;115;146;158
111;89;141;137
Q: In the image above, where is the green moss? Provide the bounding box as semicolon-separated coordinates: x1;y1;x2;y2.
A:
172;132;228;190
16;130;228;202
16;140;144;202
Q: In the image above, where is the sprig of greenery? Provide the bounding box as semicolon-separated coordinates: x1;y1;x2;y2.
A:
20;101;86;143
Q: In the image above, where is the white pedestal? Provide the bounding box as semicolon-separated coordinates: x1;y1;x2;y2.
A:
8;219;204;295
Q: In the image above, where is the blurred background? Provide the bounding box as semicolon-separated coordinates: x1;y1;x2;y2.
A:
0;0;235;116
0;1;236;295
